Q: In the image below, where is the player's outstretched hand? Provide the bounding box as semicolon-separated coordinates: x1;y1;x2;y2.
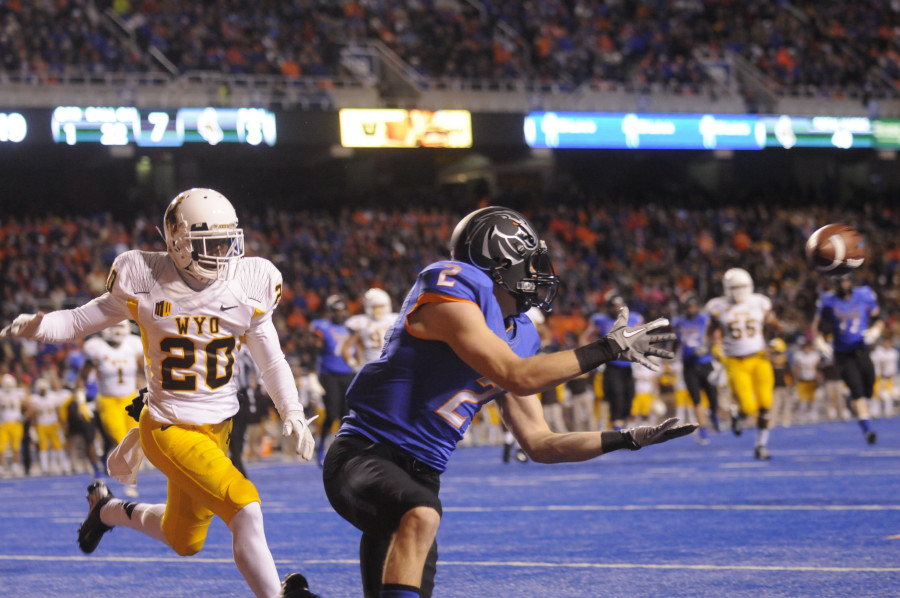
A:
623;417;698;450
603;307;675;370
0;312;44;340
283;410;317;461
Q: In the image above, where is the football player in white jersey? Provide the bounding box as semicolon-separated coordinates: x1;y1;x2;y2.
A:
80;320;144;495
0;374;27;477
342;287;398;368
705;268;780;460
0;188;319;598
24;378;71;475
871;336;898;417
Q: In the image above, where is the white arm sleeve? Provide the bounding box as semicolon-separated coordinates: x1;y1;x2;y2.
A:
34;293;131;343
244;314;301;419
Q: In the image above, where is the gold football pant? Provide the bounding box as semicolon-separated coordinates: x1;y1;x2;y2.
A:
723;352;774;417
97;393;139;444
139;410;260;556
0;421;24;454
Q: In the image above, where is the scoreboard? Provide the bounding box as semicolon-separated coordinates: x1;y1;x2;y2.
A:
50;106;277;147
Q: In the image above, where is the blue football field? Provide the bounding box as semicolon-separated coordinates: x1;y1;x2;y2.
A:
2;418;899;597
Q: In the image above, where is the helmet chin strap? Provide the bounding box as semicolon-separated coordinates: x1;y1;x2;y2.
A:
174;259;214;290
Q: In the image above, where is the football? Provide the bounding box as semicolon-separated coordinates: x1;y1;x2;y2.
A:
805;223;865;275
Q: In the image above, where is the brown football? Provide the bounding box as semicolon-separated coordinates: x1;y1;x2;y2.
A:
805;223;865;275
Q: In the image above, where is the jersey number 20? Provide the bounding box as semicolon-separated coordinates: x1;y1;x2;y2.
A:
160;337;236;391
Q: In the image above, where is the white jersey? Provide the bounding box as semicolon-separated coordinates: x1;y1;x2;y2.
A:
106;250;285;425
0;387;27;424
793;349;821;382
668;357;686;392
632;360;660;395
29;390;68;426
344;312;399;364
872;344;899;378
705;293;772;358
82;334;144;397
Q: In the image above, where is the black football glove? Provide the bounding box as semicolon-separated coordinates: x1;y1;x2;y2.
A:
622;417;698;450
603;307;676;370
125;387;148;422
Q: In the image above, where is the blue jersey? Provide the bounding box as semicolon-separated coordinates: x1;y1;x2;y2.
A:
671;313;713;366
817;286;878;353
587;311;643;368
338;260;541;472
311;318;354;375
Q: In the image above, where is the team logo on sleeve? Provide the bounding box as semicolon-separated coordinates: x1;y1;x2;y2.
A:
154;300;172;318
106;268;118;293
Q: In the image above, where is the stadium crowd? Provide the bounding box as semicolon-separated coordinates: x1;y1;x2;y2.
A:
2;193;900;475
4;196;900;376
2;1;898;98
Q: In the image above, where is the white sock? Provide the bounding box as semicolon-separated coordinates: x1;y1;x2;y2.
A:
101;499;168;544
39;451;49;473
756;427;770;448
228;502;280;598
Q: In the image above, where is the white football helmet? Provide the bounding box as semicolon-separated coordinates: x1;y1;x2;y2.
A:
1;374;16;390
723;268;753;303
163;188;244;281
34;378;49;394
101;321;132;346
364;288;392;319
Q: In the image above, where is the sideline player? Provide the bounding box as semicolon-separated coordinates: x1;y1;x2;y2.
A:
580;295;642;429
706;268;780;460
322;206;696;598
25;378;71;475
311;294;354;467
810;276;881;444
671;294;720;441
0;374;27;477
79;321;144;495
0;188;318;598
342;288;398;369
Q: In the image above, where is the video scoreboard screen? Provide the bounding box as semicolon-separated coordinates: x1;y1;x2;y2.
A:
50;106;277;147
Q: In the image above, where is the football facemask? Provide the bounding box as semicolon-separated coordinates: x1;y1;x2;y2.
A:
163;188;244;282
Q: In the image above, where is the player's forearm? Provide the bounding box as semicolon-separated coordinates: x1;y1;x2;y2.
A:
35;295;127;342
244;320;302;417
507;344;614;397
525;430;607;463
258;358;302;417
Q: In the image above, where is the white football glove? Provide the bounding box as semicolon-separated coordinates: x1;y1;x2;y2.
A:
814;335;834;360
622;417;698;450
282;410;317;461
603;307;676;371
0;312;44;339
863;322;884;346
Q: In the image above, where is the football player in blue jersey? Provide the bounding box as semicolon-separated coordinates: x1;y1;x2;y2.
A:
580;295;641;430
322;206;697;598
310;294;355;466
671;294;720;443
810;275;882;444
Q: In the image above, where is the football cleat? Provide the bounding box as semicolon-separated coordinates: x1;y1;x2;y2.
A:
731;411;743;437
754;445;771;461
866;431;877;445
279;572;321;598
78;480;115;553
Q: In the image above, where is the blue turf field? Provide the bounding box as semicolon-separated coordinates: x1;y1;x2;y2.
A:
2;418;900;597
